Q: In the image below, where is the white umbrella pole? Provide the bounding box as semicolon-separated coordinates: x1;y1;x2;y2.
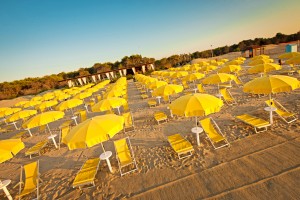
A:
47;124;52;135
101;142;106;153
195;116;198;127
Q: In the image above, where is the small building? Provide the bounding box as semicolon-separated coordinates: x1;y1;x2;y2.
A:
242;45;265;58
285;44;297;53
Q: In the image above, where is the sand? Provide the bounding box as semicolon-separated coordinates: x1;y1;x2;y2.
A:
0;46;300;200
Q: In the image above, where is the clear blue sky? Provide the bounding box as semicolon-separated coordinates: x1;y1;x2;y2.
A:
0;0;299;82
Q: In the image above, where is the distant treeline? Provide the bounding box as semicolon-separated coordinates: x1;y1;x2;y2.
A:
1;31;299;100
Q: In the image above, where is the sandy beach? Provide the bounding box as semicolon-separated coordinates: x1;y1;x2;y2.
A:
1;49;300;200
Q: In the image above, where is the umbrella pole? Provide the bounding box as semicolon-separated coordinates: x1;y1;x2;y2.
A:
101;142;106;153
47;124;52;135
195;116;198;127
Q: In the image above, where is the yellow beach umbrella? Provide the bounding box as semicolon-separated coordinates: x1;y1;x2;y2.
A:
286;56;300;65
152;84;184;97
36;100;58;111
104;89;125;98
7;109;37;122
55;93;71;101
92;97;127;114
23;100;42;108
15;101;30;107
0;107;22;118
182;73;205;82
42;92;55;101
200;65;217;72
220;58;229;62
0;107;10;112
225;60;243;65
248;63;282;74
243;75;300;95
73;91;92;100
279;52;300;59
169;93;223;118
22;111;65;135
0;138;25;163
55;99;83;114
202;73;237;85
218;65;241;73
251;55;270;60
63;114;124;150
31;96;43;101
171;71;188;79
248;59;273;66
147;81;168;90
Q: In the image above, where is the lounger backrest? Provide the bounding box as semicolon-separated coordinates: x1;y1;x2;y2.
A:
122;112;133;127
167;134;193;153
197;84;206;93
61;126;70;141
219;88;233;101
22;161;38;193
79;110;87;122
114;138;132;165
200;118;224;143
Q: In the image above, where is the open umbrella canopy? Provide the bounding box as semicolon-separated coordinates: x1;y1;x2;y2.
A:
36;100;58;110
0;107;10;112
202;73;237;85
22;111;65;129
218;65;241;73
169;93;223;117
62;114;124;150
92;97;127;112
0;107;22;118
14;101;30;107
73;91;92;100
200;65;217;72
23;100;42;108
248;63;282;74
7;109;37;122
42;92;55;101
248;59;273;66
103;88;125;98
251;55;270;60
0;138;25;163
55;99;83;111
225;59;244;65
278;52;300;59
243;75;300;95
31;96;43;101
182;73;205;82
146;81;168;90
152;84;184;97
286;56;300;65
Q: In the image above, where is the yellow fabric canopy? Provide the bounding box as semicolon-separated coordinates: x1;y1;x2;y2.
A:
0;138;25;163
63;114;124;150
22;111;65;129
243;75;300;94
169;93;223;117
248;63;282;74
7;109;37;122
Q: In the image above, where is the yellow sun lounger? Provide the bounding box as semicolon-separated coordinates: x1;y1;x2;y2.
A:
15;160;41;200
25;140;48;159
167;134;194;159
154;111;168;124
114;137;138;176
219;88;237;105
148;100;157;107
141;94;148;99
197;84;206;93
236;114;271;133
72;158;100;189
265;99;297;124
199;118;230;149
123;112;135;133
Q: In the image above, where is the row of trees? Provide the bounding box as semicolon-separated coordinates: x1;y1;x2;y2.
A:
0;31;299;100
